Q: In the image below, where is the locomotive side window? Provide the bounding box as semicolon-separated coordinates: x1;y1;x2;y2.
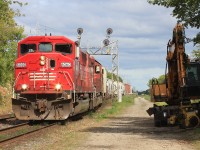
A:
39;43;52;52
50;59;56;68
20;44;36;55
95;66;100;73
55;44;72;54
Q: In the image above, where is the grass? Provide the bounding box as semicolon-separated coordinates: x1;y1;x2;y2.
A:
139;94;151;101
89;94;136;121
0;98;12;115
0;86;12;115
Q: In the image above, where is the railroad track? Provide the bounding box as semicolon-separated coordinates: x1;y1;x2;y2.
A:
0;105;105;147
0;111;91;147
0;122;56;146
0;113;28;131
0;122;28;132
0;113;15;121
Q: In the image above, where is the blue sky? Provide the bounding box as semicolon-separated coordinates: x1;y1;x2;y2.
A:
14;0;199;91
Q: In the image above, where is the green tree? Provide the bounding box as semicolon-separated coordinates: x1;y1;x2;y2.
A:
192;33;200;59
147;74;165;87
192;47;200;59
147;0;200;29
0;0;25;86
148;0;200;59
107;71;123;82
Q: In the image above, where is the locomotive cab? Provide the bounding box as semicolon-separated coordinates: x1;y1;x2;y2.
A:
13;36;76;120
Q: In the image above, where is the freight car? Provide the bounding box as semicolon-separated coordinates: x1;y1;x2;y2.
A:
12;33;106;120
106;79;125;97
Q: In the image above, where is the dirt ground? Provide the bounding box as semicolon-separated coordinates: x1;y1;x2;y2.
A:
5;97;198;150
75;97;195;150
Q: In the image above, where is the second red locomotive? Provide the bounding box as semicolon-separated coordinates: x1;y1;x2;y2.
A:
12;34;106;120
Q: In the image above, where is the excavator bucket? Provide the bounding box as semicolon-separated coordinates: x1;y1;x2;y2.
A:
151;83;168;102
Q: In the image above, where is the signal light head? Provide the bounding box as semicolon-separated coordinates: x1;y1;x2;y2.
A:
40;61;45;66
77;28;83;35
106;28;113;35
40;56;45;61
103;39;110;46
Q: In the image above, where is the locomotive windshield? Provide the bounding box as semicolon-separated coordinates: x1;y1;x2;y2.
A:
39;43;52;52
55;44;72;54
20;44;36;55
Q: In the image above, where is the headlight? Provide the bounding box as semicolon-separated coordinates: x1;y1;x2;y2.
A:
21;84;28;90
16;62;26;68
61;62;71;68
40;56;45;61
55;84;61;90
40;56;45;66
40;60;45;66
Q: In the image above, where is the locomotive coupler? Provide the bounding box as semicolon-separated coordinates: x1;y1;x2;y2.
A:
35;99;47;113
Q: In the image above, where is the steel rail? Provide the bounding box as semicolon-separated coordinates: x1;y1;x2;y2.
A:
0;122;28;132
0;123;56;145
0;114;15;120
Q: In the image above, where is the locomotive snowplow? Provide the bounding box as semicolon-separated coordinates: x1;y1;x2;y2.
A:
147;23;200;128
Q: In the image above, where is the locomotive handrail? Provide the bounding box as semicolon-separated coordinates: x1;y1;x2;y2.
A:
47;71;50;90
62;71;76;103
14;72;22;87
33;72;36;90
62;72;72;88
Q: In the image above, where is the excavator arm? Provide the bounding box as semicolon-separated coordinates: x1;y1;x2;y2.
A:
166;23;189;104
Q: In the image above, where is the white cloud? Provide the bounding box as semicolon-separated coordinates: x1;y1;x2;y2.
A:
14;0;199;91
120;68;165;91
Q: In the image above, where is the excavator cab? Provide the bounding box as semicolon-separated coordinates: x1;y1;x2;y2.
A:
186;61;200;98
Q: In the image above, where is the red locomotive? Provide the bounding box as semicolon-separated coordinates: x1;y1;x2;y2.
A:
12;33;106;120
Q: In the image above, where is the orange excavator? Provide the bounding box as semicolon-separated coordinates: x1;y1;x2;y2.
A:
147;23;200;128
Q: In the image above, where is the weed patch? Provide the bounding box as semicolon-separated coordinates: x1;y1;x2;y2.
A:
140;94;151;101
90;95;136;121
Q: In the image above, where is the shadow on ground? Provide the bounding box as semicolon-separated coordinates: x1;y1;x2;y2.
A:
81;116;200;142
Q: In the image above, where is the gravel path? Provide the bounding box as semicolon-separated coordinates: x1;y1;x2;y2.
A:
4;97;197;150
76;97;195;150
